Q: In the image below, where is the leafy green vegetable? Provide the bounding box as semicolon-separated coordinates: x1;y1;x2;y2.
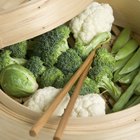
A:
0;64;38;97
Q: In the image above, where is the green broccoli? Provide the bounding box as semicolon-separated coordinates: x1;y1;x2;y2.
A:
93;47;115;71
6;41;27;58
88;48;121;101
0;50;27;72
25;56;46;78
29;25;70;67
38;67;64;88
74;32;111;60
70;77;99;96
56;49;83;75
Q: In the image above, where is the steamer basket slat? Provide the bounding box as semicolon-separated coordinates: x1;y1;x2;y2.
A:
1;0;140;140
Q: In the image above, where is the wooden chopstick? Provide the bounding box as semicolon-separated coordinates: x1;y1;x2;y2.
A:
29;49;96;137
53;59;93;140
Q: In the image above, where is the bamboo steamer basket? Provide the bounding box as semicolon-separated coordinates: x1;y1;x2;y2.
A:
0;0;140;140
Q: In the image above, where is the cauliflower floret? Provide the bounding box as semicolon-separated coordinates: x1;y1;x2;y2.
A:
72;94;106;117
70;2;114;44
24;86;70;116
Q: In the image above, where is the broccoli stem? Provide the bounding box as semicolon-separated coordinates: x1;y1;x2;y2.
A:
12;58;27;65
85;32;111;55
100;77;121;101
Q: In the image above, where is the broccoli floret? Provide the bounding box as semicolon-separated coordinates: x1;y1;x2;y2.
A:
25;56;46;78
29;25;70;67
70;77;99;96
93;47;115;71
56;49;82;74
88;47;121;101
74;32;111;60
6;41;27;58
0;50;27;72
38;67;64;88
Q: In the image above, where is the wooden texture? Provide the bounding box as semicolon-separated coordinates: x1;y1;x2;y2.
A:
1;0;140;140
0;0;92;48
30;49;96;137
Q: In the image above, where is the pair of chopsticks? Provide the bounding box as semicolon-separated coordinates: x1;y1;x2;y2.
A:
30;49;96;140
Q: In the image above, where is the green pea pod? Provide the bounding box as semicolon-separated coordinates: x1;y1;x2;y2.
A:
135;84;140;95
111;28;131;54
113;68;122;82
119;48;140;74
114;53;134;72
115;39;138;60
112;71;140;112
124;95;138;109
119;69;139;84
126;96;140;108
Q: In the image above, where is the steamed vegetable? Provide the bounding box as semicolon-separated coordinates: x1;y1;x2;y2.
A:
112;71;140;112
25;56;46;78
74;32;111;59
56;49;83;75
29;25;70;67
135;84;140;95
0;50;26;72
115;39;138;60
38;67;64;88
5;41;27;58
89;48;121;101
112;28;131;54
0;64;38;97
119;48;140;74
70;2;114;44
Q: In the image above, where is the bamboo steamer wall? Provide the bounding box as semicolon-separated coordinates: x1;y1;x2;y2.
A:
0;0;140;140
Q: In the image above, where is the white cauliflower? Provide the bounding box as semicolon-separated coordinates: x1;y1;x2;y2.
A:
24;87;106;117
24;86;70;116
69;2;114;44
72;94;106;117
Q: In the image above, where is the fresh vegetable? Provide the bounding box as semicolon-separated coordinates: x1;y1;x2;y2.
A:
56;49;83;75
111;28;131;54
70;77;99;96
29;25;70;67
89;48;121;101
24;87;70;115
74;32;111;59
5;41;27;58
119;48;140;74
113;68;122;82
135;84;140;95
70;2;114;44
72;94;106;117
118;68;139;84
25;56;46;78
0;50;26;72
0;64;38;97
115;39;138;60
38;67;64;88
114;53;134;71
112;71;140;112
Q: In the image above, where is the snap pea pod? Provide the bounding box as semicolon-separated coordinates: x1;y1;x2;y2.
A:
114;53;134;72
125;96;140;108
118;69;139;84
115;39;138;60
119;48;140;74
135;84;140;95
113;68;122;82
112;71;140;112
111;28;131;54
124;95;138;109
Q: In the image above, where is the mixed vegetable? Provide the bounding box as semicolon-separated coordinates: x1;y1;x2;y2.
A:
0;2;140;117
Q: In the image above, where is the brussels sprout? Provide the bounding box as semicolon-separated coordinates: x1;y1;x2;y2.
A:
0;64;38;97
